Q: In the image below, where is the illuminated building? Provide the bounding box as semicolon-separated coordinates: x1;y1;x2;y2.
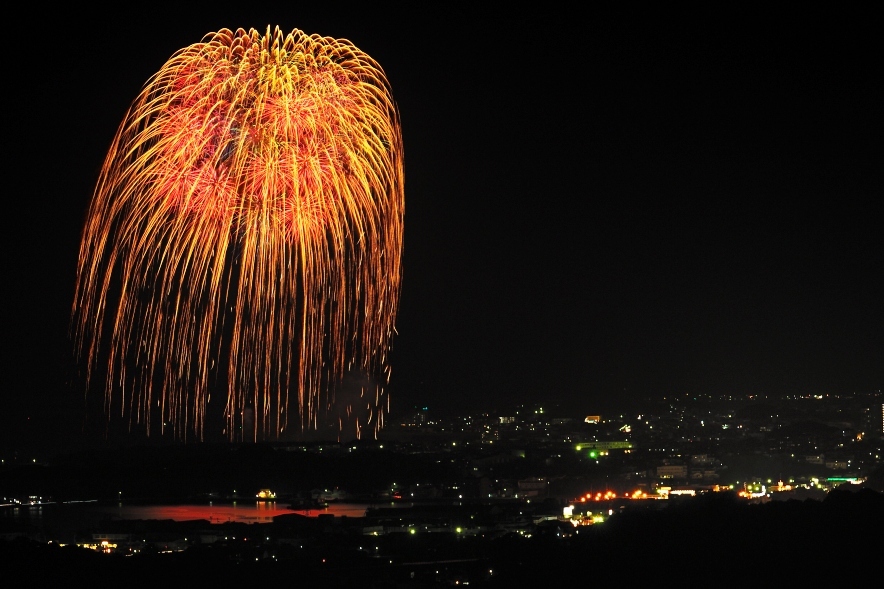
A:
656;464;688;480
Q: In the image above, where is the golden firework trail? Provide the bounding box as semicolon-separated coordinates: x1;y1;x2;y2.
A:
72;26;404;441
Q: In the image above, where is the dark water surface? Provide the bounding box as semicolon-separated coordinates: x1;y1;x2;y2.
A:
92;500;376;522
2;499;405;536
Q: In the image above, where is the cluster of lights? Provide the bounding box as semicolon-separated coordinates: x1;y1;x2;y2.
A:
578;489;651;502
564;505;610;525
73;540;119;553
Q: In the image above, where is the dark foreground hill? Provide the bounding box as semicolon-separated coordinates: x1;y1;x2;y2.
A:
1;487;881;586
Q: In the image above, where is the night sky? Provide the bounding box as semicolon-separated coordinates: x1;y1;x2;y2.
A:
5;6;881;454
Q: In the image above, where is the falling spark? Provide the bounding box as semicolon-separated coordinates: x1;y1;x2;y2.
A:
72;26;404;441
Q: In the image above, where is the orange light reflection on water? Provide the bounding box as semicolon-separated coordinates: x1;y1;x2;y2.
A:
95;502;376;523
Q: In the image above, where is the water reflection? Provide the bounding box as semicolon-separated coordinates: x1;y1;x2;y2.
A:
94;501;386;523
2;500;413;530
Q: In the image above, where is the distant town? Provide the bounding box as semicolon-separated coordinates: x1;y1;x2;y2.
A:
2;390;882;584
377;389;883;503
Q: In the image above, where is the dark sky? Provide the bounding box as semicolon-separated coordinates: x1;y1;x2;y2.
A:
4;6;881;454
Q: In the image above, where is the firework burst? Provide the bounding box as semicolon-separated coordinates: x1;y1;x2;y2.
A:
72;26;404;441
